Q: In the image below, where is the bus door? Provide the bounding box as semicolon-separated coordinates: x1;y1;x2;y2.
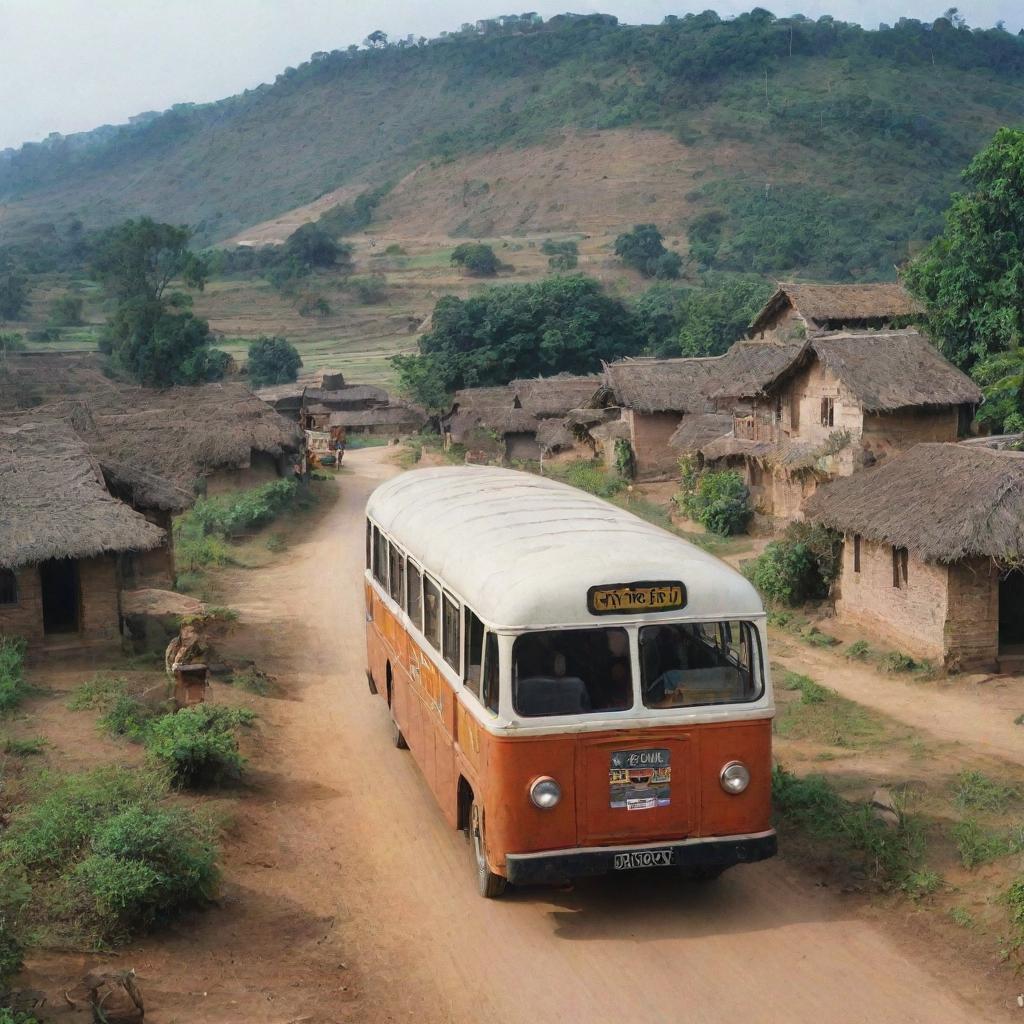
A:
574;731;697;845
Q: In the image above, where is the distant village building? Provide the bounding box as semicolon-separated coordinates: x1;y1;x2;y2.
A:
694;329;981;523
747;282;923;341
0;421;166;653
804;443;1024;672
596;358;720;479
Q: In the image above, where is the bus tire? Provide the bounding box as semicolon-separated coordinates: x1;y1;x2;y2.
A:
391;715;408;750
470;799;507;899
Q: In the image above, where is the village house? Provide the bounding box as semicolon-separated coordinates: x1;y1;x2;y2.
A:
803;443;1024;672
0;420;167;654
596;357;720;479
691;329;981;524
747;281;923;342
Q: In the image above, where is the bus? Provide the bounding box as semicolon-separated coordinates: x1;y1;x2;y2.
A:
364;466;776;897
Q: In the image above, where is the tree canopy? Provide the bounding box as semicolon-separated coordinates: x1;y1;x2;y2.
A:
393;275;643;408
247;336;303;388
613;224;682;279
450;242;499;276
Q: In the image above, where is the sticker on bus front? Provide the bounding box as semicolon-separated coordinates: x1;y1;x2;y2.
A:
609;748;671;810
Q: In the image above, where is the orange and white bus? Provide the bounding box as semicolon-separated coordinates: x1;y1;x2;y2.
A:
364;467;776;897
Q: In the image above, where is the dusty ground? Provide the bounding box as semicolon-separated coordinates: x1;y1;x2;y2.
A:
11;449;1022;1023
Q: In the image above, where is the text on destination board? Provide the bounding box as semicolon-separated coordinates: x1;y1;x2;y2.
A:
588;582;687;615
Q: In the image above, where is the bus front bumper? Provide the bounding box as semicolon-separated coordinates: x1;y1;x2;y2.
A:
503;830;777;885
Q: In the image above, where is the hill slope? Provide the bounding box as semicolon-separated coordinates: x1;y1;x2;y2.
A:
3;11;1024;280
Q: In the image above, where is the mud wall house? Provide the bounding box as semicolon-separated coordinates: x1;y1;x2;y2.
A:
328;402;428;439
803;443;1024;672
0;421;166;653
599;357;721;479
697;329;981;524
444;386;539;461
747;281;923;342
511;373;603;463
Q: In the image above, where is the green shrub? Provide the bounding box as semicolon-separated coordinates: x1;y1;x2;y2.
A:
948;906;975;929
71;805;219;937
144;706;253;788
952;819;1023;869
677;470;750;536
0;919;23;995
846;639;873;661
540;239;578;257
613;439;635;479
954;770;1019;813
0;1009;38;1024
450;242;498;276
187;479;301;538
99;695;154;740
67;673;126;711
557;460;625;499
803;626;840;648
745;523;841;605
548;252;578;271
0;638;28;714
780;670;830;704
880;651;918;673
1;738;45;757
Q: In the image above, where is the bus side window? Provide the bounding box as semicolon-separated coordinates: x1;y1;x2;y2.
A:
423;575;441;651
372;526;387;588
442;594;461;673
464;607;485;697
482;632;500;714
407;561;423;632
388;542;405;606
365;519;372;571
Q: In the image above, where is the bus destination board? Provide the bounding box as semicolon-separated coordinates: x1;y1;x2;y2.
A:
587;581;687;616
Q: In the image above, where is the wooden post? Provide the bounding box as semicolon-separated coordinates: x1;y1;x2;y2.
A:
172;664;208;708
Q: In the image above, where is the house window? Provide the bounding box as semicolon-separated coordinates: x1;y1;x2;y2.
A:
892;546;908;588
853;534;861;573
820;397;835;428
0;568;17;605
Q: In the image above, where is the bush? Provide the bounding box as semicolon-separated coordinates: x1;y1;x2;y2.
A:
677;470;750;536
246;336;302;387
952;819;1022;869
613;224;681;279
548;252;578;271
350;274;388;304
72;805;218;937
846;639;873;661
0;639;28;713
67;673;126;711
880;651;918;673
0;920;22;995
0;1010;38;1024
187;479;301;539
144;705;253;788
744;522;841;605
450;242;498;276
557;460;625;499
99;695;154;740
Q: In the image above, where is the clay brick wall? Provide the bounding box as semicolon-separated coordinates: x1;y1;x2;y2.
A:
78;556;122;646
861;407;959;465
206;450;285;495
834;537;948;661
749;306;805;343
0;565;44;646
628;409;683;479
505;432;541;462
944;557;998;668
781;361;862;450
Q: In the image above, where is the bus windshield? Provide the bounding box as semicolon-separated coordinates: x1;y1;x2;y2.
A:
512;627;632;717
640;621;761;708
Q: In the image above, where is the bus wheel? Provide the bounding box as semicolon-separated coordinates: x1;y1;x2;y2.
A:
470;799;507;899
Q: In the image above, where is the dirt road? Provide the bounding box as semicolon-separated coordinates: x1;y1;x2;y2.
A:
110;448;1011;1024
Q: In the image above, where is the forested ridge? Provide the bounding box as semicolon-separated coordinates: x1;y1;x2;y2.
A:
2;9;1024;278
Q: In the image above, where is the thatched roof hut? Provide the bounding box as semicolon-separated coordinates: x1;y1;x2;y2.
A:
0;420;165;569
703;341;806;402
329;404;427;430
510;374;603;418
536;417;576;454
803;443;1024;564
668;413;733;454
602;357;720;414
749;282;922;335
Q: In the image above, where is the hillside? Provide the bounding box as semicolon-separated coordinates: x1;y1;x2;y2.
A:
4;11;1024;281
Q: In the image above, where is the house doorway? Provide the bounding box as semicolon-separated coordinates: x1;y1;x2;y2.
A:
40;558;81;635
998;568;1024;652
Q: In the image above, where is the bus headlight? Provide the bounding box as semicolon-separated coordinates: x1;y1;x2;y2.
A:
720;761;751;795
529;776;562;809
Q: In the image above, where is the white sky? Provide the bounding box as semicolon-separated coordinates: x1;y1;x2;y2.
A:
1;1;1021;150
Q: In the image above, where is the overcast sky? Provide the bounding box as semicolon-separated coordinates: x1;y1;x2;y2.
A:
1;0;1021;150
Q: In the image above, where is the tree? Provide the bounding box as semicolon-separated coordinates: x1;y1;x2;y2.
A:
49;293;84;326
613;224;681;279
247;336;303;387
393;275;643;408
904;128;1024;371
0;332;25;361
450;242;499;276
92;218;224;386
284;222;347;270
92;218;206;303
364;30;388;48
0;259;29;321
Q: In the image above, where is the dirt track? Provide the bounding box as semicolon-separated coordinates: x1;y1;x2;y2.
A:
72;448;1009;1023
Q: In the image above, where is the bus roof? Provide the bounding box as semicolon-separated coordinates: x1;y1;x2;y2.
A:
366;467;764;629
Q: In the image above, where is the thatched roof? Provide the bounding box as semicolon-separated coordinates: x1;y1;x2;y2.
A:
703;340;806;401
510;375;603;418
603;357;720;414
0;420;165;568
701;435;828;471
803;443;1024;563
328;404;427;429
749;282;922;333
669;414;733;453
536;417;575;453
307;385;390;407
960;434;1024;451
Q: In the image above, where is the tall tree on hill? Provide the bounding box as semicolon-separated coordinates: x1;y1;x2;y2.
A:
0;258;30;321
613;225;682;280
92;217;227;387
247;336;303;388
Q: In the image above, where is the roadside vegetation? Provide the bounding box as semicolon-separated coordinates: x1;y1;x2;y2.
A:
0;639;28;714
744;523;842;606
673;460;751;536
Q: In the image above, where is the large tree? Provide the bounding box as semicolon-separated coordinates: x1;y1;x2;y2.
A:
393;275;642;408
92;218;225;386
904;127;1024;371
247;336;303;387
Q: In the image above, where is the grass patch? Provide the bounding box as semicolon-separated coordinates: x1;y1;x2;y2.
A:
346;435;389;449
953;770;1019;814
772;765;924;888
1;738;45;757
952;819;1024;869
144;705;255;789
230;667;273;696
802;626;840;648
779;670;830;704
550;459;626;499
880;651;918;673
775;669;888;749
845;639;873;661
948;905;976;929
66;673;126;711
0;638;29;714
1007;879;1024;953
